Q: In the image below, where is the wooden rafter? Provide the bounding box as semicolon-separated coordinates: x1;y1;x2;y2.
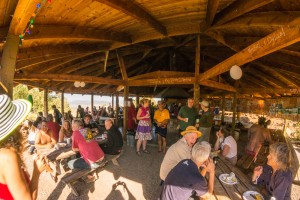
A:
201;17;300;81
24;25;132;43
212;12;300;31
240;88;300;95
116;50;128;81
213;0;274;25
14;73;124;86
95;0;167;36
9;0;42;35
205;0;219;26
199;80;236;92
40;53;98;73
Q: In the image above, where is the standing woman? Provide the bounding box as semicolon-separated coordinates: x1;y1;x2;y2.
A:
0;94;46;200
135;98;152;156
58;120;73;142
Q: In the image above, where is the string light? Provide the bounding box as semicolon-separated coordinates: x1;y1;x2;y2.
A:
18;0;52;47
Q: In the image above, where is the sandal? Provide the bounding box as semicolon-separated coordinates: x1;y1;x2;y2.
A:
136;151;142;156
143;149;150;154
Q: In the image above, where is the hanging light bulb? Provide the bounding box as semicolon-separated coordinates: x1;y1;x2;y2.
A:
74;81;80;87
80;82;85;87
230;65;242;80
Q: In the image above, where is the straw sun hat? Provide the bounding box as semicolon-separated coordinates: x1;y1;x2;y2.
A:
181;126;202;138
0;94;32;141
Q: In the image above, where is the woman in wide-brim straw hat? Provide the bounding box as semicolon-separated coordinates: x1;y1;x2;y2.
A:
0;94;47;200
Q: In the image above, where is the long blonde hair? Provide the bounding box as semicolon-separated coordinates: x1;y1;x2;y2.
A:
60;120;72;138
0;126;26;168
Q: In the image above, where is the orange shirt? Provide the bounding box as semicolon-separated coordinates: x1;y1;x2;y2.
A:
154;109;170;123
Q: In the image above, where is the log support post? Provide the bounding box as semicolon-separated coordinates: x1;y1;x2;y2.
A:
221;95;225;123
194;35;200;111
44;88;48;116
123;86;129;140
91;93;94;114
231;93;237;133
61;91;64;115
116;93;119;125
0;34;19;98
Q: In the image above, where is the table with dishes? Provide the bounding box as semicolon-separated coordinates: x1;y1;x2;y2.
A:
210;153;263;200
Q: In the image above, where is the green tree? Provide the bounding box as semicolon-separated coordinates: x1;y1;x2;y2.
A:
13;84;71;117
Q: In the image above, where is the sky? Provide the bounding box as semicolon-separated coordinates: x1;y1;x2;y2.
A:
64;94;124;111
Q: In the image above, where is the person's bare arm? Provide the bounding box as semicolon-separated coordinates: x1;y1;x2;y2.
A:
48;130;56;145
222;145;230;157
2;149;33;200
200;158;215;198
58;130;64;143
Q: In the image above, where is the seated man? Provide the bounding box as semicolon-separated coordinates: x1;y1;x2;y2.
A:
83;114;99;132
214;126;237;165
35;120;56;149
245;117;272;160
100;119;123;155
159;142;215;200
160;126;201;181
68;119;104;170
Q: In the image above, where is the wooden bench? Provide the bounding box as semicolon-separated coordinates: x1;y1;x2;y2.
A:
61;160;108;196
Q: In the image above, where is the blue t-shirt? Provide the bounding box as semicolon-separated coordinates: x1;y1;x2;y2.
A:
258;165;292;200
159;159;208;200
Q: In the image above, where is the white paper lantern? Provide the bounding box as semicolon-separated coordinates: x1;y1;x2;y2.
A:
74;81;80;87
230;65;242;80
80;82;86;87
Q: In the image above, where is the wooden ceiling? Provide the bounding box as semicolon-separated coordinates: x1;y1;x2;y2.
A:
1;0;300;98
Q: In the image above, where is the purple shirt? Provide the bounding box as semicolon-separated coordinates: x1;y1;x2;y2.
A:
258;165;292;200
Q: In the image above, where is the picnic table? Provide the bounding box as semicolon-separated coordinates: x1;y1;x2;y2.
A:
211;155;261;200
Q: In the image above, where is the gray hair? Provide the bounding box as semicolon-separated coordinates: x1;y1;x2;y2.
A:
72;119;84;128
270;142;291;170
191;141;211;164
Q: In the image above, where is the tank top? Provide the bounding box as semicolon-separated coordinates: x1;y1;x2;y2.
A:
0;170;30;200
140;106;150;121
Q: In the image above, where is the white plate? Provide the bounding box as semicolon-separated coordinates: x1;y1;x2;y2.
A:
57;143;67;147
219;174;238;185
243;191;264;200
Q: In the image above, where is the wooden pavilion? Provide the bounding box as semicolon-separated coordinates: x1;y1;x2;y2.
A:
0;0;300;126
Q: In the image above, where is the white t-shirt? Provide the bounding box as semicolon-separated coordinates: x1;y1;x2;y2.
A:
221;136;237;159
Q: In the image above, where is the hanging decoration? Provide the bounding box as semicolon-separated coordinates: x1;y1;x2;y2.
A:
18;0;52;47
74;81;86;88
230;65;242;80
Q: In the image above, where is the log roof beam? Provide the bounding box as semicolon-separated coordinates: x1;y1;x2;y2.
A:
211;12;300;31
95;0;167;36
14;73;124;86
240;88;300;95
24;25;132;43
205;0;219;26
213;0;275;26
201;17;300;81
9;0;42;35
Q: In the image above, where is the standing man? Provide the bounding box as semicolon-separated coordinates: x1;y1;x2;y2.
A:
100;119;123;155
154;101;170;153
198;100;213;143
177;97;198;138
159;142;215;200
51;105;62;125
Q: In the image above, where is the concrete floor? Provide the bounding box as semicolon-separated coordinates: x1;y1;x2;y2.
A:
23;119;300;200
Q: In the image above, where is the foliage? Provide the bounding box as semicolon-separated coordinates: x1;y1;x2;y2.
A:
13;85;71;117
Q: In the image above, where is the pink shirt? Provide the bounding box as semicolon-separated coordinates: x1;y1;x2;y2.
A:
72;129;104;164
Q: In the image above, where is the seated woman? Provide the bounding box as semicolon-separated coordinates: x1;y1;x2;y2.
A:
214;126;237;165
58;120;73;142
252;143;292;200
0;94;46;200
